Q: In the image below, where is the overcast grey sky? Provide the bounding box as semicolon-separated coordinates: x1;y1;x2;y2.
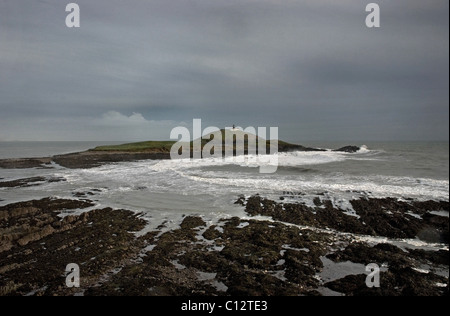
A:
0;0;448;142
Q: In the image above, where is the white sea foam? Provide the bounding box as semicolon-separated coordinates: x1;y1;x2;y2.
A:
146;150;348;171
277;151;347;166
2;149;447;213
1;143;448;257
358;145;370;153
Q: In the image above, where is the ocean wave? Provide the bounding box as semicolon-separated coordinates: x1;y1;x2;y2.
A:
146;151;353;172
358;145;370;153
167;168;449;201
55;150;448;201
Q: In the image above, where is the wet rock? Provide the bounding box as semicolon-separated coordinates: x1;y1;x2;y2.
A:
324;242;449;296
46;177;66;184
244;196;371;235
417;227;444;244
325;274;367;295
395;267;448;296
85;216;331;296
333;146;360;153
72;192;87;198
277;144;325;153
72;191;97;198
1;195;447;296
234;195;246;206
243;195;448;241
325;268;448;296
0;200;146;296
327;243;411;269
180;216;206;229
408;249;449;266
0;177;66;188
0;177;46;188
0;198;95;254
0;158;52;169
351;198;449;240
421;213;449;244
52;152;172;169
313;197;323;207
202;226;222;240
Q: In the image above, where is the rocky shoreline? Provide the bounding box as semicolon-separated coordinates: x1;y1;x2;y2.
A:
0;145;361;170
0;195;448;296
0;151;172;170
241;195;449;243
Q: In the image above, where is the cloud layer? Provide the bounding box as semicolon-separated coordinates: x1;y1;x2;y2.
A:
0;0;448;141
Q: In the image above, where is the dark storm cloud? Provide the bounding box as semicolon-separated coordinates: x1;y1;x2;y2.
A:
0;0;448;141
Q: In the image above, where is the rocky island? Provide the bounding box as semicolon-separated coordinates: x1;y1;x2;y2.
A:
0;132;360;170
1;137;448;297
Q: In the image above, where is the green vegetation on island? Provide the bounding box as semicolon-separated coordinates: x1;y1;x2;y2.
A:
91;129;320;153
92;141;176;153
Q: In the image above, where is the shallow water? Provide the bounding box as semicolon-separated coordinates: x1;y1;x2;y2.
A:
1;141;449;251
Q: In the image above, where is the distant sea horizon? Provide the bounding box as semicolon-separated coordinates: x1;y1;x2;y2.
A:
0;140;448;160
1;139;448;253
0;141;124;159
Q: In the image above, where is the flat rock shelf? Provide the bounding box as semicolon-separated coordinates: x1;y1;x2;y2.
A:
0;195;448;296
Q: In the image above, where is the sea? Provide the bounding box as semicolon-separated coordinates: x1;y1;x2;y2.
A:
0;141;449;236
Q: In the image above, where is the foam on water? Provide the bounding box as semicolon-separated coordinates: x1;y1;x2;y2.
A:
146;150;349;171
1;143;448;255
358;145;370;153
2;148;448;208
